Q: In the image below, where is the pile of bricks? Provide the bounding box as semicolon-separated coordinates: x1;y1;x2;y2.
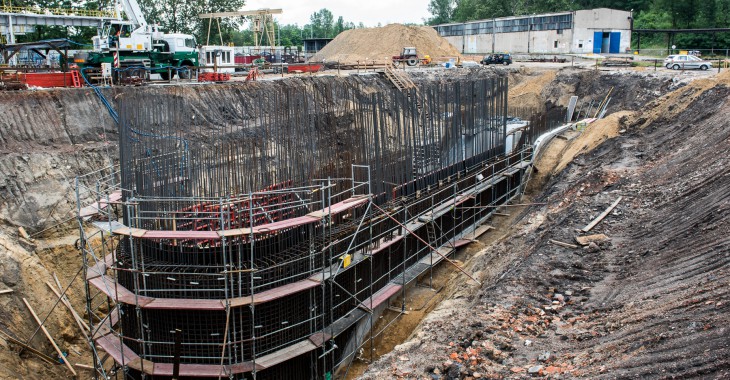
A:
197;72;231;82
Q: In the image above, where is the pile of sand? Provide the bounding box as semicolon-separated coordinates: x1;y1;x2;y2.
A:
310;24;462;65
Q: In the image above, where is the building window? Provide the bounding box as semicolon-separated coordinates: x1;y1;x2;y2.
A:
578;41;583;48
554;41;558;48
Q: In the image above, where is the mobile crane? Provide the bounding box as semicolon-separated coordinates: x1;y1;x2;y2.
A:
73;0;199;80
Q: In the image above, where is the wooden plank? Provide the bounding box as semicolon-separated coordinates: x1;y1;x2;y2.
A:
549;239;579;249
308;332;331;347
111;226;147;238
582;196;623;232
0;330;57;365
359;284;402;310
46;279;90;333
452;239;474;248
369;234;404;255
95;332;138;366
471;225;493;239
22;298;77;376
255;339;317;368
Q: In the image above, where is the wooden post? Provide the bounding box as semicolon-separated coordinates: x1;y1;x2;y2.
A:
46;281;90;333
22;298;78;377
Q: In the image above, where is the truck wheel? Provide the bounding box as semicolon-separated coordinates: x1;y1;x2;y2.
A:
503;61;509;65
160;71;170;81
178;67;192;79
406;58;418;66
178;63;193;79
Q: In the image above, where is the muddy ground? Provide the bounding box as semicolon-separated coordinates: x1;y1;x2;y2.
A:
360;72;730;378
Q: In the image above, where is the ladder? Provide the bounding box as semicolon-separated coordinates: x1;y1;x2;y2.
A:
383;65;416;91
426;220;438;251
70;70;82;88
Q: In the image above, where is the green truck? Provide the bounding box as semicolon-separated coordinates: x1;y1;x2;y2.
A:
72;0;199;80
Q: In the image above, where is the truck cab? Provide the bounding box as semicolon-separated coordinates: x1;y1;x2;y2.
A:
160;33;198;54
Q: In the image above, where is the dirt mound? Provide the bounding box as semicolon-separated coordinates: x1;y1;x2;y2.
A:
310;24;461;65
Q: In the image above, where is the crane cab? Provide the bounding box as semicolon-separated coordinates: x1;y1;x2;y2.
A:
94;20;159;52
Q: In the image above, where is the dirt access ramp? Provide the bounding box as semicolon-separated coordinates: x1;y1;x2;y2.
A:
310;24;461;66
360;71;730;379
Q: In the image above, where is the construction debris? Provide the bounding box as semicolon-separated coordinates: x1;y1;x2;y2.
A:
581;196;623;232
18;227;31;240
549;239;578;249
575;233;609;246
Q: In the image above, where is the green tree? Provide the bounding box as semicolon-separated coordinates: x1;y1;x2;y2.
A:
309;8;334;38
138;0;245;43
427;0;455;25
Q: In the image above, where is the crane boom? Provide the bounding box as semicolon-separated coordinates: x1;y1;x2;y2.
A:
117;0;146;27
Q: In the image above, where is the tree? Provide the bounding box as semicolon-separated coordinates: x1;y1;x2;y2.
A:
138;0;245;43
309;8;334;38
427;0;455;25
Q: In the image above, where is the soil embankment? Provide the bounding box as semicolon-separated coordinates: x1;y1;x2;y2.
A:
361;71;730;378
310;24;461;65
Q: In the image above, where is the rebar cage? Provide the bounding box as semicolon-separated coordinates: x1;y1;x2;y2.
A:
76;75;560;379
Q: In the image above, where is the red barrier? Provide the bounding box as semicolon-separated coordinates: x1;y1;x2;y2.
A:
23;72;81;88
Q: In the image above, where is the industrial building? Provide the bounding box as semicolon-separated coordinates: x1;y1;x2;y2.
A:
434;8;632;54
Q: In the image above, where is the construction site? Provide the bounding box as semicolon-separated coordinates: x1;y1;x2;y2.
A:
1;2;730;380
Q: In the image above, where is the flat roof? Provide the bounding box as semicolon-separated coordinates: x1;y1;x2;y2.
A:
435;7;628;27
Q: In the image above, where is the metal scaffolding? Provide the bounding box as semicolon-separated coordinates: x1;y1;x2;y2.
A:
75;75;559;379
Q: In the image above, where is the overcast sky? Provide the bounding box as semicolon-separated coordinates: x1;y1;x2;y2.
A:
244;0;432;27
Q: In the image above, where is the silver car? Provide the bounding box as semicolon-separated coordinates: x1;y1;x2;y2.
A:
664;54;713;70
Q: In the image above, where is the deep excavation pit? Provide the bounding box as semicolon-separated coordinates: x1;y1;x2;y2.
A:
0;66;725;380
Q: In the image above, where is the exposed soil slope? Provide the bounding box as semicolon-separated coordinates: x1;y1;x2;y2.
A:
361;72;730;378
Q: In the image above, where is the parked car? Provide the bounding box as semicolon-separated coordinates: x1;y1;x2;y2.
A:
481;53;512;65
664;54;713;70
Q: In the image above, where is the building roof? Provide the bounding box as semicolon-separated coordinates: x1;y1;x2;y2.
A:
435;8;629;27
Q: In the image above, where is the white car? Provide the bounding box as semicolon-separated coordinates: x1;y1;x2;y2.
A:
664;54;713;70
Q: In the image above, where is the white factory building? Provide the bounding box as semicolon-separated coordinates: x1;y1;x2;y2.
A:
435;8;632;54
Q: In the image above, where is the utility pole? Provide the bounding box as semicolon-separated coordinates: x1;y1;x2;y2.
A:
491;17;495;53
